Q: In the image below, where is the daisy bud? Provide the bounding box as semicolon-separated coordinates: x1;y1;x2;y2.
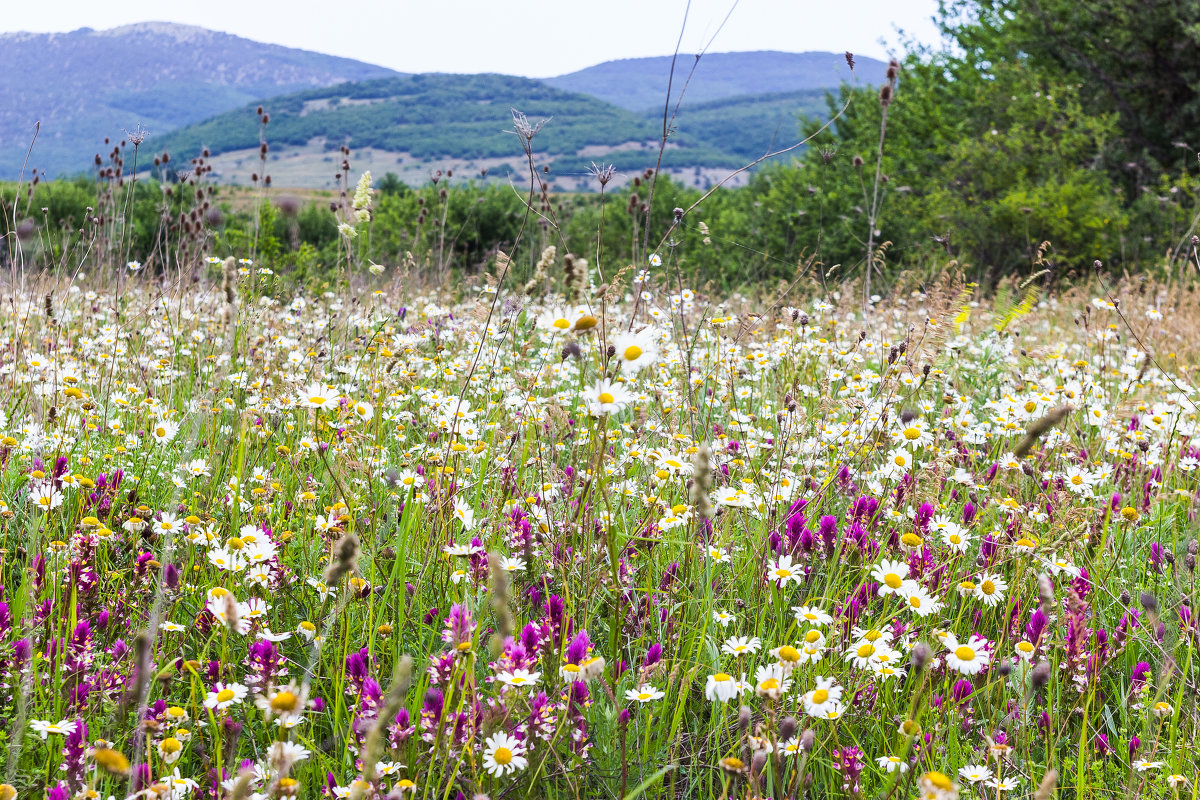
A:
737;706;752;733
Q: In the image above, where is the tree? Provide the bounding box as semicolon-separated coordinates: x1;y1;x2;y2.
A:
939;0;1200;173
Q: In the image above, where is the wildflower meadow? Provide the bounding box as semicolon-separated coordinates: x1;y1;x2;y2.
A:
0;207;1198;800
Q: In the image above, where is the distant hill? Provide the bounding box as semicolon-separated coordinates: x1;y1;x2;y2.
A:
544;51;881;112
0;24;869;187
0;22;398;177
153;74;764;190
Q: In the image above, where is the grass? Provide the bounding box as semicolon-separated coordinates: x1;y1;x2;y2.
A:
0;241;1196;800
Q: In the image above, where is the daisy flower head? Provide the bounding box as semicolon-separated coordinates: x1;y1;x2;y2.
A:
792;604;833;625
585;379;634;416
958;764;993;784
297;381;339;411
918;771;960;800
902;581;943;617
870;559;908;596
625;684;664;703
944;634;992;675
721;635;762;657
972;573;1007;606
497;668;541;688
753;663;791;699
611;330;659;372
712;609;735;627
29;719;77;739
802;675;843;718
482;732;528;776
204;682;248;711
768;555;804;587
705;671;740;703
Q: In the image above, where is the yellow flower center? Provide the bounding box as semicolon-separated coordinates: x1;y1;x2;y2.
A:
954;646;975;661
981;580;995;594
493;747;513;765
761;678;779;690
777;646;800;662
216;689;235;703
552;318;570;330
270;691;298;712
910;596;922;608
623;345;643;361
160;737;181;753
925;772;953;791
712;672;731;682
598;392;615;404
885;573;902;589
903;427;920;440
804;630;821;643
857;644;875;659
811;688;829;703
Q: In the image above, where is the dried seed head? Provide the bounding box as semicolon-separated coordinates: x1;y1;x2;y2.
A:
1139;592;1158;614
324;534;361;585
910;641;930;672
1031;660;1050;691
737;705;752;733
1034;770;1058;800
779;716;798;741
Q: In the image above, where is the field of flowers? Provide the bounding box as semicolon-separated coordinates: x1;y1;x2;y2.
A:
0;258;1196;800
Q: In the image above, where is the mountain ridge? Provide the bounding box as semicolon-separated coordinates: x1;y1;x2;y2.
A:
0;22;400;175
0;22;866;184
545;50;881;111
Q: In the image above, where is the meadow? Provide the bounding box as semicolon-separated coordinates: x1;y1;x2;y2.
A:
0;218;1197;800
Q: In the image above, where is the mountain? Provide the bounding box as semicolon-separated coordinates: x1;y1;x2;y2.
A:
545;50;881;112
152;74;751;190
0;22;398;177
0;22;868;187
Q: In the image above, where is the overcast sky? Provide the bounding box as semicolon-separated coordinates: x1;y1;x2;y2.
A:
2;0;944;76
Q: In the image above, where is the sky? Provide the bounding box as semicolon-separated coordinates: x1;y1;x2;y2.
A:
1;0;944;76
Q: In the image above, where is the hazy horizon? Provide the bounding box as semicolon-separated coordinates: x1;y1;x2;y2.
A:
0;0;942;78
